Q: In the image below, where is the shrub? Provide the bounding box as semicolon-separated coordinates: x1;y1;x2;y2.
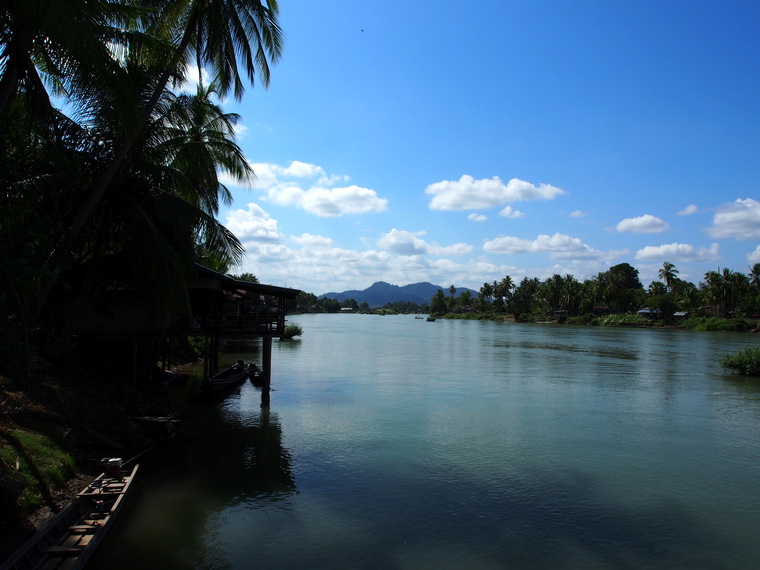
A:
721;346;760;376
682;317;751;332
283;323;303;340
597;314;649;327
0;430;76;514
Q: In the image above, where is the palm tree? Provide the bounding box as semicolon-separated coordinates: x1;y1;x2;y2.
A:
479;282;494;308
42;71;253;351
658;261;679;293
0;0;131;120
39;0;283;309
749;263;760;289
559;274;581;315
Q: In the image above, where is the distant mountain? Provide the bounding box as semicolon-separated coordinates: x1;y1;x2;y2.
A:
318;281;477;307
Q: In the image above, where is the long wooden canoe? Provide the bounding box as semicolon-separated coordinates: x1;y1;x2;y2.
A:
0;464;139;570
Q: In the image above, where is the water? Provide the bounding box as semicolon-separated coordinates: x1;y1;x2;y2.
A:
95;314;760;569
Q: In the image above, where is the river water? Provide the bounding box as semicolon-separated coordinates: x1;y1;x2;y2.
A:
95;314;760;569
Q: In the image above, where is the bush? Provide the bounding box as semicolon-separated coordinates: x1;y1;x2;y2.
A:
597;313;649;327
682;317;751;332
721;346;760;376
283;323;302;340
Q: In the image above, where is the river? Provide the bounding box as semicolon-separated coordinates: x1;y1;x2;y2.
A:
94;314;760;569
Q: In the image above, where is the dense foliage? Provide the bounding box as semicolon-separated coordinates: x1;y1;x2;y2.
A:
426;262;760;326
287;291;430;315
1;0;282;380
282;323;303;340
721;347;760;376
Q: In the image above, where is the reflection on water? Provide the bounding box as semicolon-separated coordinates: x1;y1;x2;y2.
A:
92;384;296;569
96;315;760;568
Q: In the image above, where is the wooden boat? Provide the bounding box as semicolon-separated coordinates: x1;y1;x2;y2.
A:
1;463;139;570
207;361;251;390
249;364;265;387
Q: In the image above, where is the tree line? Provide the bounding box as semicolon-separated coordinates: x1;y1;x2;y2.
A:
429;262;760;324
1;1;283;377
286;292;429;315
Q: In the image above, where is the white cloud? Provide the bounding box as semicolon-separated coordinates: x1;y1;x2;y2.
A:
483;233;602;260
290;233;335;248
468;213;487;222
425;175;565;211
297;185;388;217
635;242;720;262
747;245;760;263
378;229;429;255
615;214;669;234
677;204;698;216
282;160;326;179
499;205;525;218
176;64;202;94
708;198;760;239
225;203;284;244
377;229;473;257
569;210;586;218
227;160;387;218
234;234;515;295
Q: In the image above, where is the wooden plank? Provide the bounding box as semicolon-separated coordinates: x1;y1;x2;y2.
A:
46;545;84;554
68;524;100;531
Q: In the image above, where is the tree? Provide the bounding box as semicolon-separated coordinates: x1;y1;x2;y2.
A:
479;282;494;312
493;275;513;314
430;289;447;315
658;262;679;293
234;273;259;283
0;0;129;120
749;263;760;288
648;281;667;296
458;290;473;310
511;277;541;320
36;0;284;312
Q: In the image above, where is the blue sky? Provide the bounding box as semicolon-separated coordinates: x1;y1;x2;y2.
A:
209;0;760;295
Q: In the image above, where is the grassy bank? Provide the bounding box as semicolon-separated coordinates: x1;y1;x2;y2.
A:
0;366;188;560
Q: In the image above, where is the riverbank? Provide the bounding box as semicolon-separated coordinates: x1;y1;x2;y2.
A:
0;368;191;563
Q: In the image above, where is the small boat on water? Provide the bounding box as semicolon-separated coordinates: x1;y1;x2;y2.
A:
207;360;252;391
1;461;139;570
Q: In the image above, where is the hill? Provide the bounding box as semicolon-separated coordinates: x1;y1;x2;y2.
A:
318;281;476;307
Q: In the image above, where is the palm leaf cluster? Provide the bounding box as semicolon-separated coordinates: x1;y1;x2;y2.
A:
1;0;282;366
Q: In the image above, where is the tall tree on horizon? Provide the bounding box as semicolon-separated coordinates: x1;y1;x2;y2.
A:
658;261;679;293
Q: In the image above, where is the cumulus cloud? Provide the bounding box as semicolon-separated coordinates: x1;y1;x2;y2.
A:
615;214;669;234
499;205;525;218
677;204;698;216
747;245;760;263
235;233;516;295
635;242;720;262
425;175;565;211
708;198;760;239
468;213;487;222
483;233;602;260
378;229;473;257
290;233;335;248
297;185;388;217
225;203;284;244
569;210;586;218
227;160;387;218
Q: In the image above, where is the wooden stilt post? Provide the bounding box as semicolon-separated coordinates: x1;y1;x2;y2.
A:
203;335;210;380
262;336;272;406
